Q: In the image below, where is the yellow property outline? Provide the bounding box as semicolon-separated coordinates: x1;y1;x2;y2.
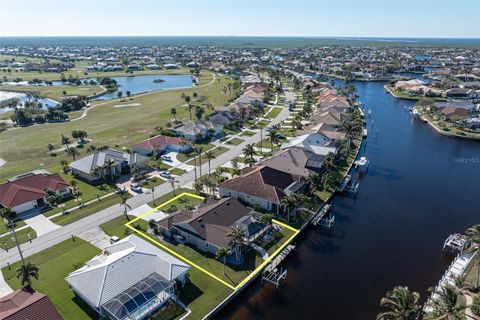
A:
125;192;300;291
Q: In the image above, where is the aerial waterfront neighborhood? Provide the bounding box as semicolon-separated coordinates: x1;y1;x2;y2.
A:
0;1;479;320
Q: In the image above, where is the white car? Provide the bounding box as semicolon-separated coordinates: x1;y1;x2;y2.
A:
161;155;172;162
160;171;171;178
130;182;142;193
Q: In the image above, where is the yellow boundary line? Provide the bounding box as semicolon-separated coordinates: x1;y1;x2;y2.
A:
125;192;300;291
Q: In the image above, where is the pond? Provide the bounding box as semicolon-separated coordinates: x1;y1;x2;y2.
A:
2;74;195;100
0;91;58;113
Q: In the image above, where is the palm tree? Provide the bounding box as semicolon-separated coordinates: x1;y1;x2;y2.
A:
425;285;466;320
465;224;480;288
226;226;246;263
16;262;39;287
118;190;131;220
290;193;307;221
216;248;231;275
0;208;26;267
86;145;97;154
47;143;55;155
204;150;215;175
103;159;117;182
65;147;79;160
170;107;177;122
242;144;256;167
60;159;69;173
193;179;203;195
257;213;275;228
61;134;70;149
341;120;361;153
280;196;294;222
195;146;204;177
376;286;421;320
267;129;280;147
169;177;179;196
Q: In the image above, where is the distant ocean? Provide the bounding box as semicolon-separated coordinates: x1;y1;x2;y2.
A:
0;36;479;48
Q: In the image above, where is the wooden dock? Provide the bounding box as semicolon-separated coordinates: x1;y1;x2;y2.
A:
265;244;296;273
311;204;331;226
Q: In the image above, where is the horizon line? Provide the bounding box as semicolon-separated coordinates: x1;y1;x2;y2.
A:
1;35;479;40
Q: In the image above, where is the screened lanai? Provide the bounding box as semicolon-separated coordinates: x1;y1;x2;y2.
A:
101;273;174;320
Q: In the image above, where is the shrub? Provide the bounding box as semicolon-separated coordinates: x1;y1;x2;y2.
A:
471;296;480;316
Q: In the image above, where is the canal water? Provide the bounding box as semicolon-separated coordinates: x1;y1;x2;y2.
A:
215;80;480;319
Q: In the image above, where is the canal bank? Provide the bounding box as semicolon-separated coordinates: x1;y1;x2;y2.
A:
214;79;480;320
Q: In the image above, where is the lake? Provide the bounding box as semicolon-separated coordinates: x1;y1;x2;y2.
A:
0;91;58;113
215;79;480;319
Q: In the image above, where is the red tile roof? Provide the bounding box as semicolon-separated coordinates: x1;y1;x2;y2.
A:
131;135;186;152
0;287;63;320
0;173;69;208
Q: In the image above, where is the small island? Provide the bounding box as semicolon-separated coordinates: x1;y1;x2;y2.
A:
152;78;165;83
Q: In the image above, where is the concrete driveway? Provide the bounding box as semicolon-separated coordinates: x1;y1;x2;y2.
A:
24;214;60;237
78;227;111;250
165;151;195;172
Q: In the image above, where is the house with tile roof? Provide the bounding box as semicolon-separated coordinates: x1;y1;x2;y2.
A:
0;286;62;320
281;132;337;156
0;170;71;214
131;135;191;157
65;235;189;320
157;197;266;255
69;149;148;183
219;166;305;213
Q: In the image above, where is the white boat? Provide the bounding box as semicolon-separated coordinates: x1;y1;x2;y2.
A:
355;156;369;172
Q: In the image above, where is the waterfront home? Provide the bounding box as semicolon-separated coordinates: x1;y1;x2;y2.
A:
299;122;347;141
446;88;476;99
281;132;337;156
0;287;63;320
131;135;191;156
309;111;345;127
439;106;471;120
0;170;71;214
219;166;305;213
172;120;220;141
253;148;326;177
65;235;190;320
69;149;148;183
157;197;266;255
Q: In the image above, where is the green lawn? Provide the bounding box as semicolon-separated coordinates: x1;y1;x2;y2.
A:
186;146;229;165
179;268;232;320
1;238;101;320
265;107;282;119
0;220;27;236
226;137;244;146
0;227;37;250
239;130;255;137
176;143;215;163
255;138;283;152
0;72;236;180
149;189;203;212
141;177;166;189
256;120;271;129
168;168;186;176
43;173;116;217
100;215;149;239
51;194;121;226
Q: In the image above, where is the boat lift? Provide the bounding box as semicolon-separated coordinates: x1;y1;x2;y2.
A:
443;233;470;254
261;245;295;287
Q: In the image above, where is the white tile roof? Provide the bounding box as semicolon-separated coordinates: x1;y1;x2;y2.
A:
65;235;189;308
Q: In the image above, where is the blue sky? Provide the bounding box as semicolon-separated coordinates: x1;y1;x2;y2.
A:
0;0;479;38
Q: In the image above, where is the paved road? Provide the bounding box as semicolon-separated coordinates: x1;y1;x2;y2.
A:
0;96;291;268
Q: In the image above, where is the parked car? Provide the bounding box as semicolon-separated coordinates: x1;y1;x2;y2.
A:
161;155;172;162
130;182;142;193
160;170;171;178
